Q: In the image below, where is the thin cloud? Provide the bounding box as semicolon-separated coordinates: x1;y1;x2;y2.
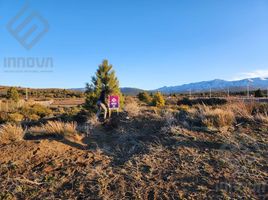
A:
232;69;268;81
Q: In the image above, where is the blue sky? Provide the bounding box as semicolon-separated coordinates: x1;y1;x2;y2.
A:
0;0;268;89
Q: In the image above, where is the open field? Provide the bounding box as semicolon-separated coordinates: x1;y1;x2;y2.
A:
0;97;267;199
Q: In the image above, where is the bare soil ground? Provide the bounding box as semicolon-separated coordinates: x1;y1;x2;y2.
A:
0;109;267;199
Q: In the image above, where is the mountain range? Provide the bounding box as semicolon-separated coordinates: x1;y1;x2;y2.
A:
155;77;268;94
71;77;268;95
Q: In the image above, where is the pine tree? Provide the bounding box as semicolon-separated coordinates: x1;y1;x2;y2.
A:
6;87;19;103
84;60;123;111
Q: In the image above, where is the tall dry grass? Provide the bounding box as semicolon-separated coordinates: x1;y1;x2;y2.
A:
198;105;235;128
228;101;268;124
0;123;24;144
255;113;268;124
228;101;255;121
0;101;17;112
28;121;77;137
190;101;268;129
124;97;140;117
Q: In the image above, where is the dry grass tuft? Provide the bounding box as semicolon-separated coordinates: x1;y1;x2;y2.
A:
0;123;24;144
255;113;268;124
28;121;77;137
175;104;236;131
87;115;100;127
124;97;140;117
199;105;235;129
228;101;255;120
178;104;190;112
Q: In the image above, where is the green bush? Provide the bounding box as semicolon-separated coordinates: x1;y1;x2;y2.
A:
0;104;52;123
137;92;152;104
20;104;52;119
73;110;90;123
31;104;52;117
6;87;19;103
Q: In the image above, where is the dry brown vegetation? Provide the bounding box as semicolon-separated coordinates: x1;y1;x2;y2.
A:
124;96;140;117
0;98;267;199
28;121;78;137
0;123;24;144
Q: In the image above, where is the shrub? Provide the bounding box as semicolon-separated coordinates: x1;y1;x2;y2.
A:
137;92;152;104
0;123;24;144
178;97;192;106
7;113;24;123
28;114;40;121
31;104;52;118
165;97;178;106
178;98;227;106
161;111;180;135
73;110;90;123
152;92;165;107
66;107;81;116
0;100;18;112
21;104;52;119
58;107;82;122
178;105;190;112
6;87;19;103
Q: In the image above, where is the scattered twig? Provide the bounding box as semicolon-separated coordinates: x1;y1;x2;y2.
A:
14;177;43;185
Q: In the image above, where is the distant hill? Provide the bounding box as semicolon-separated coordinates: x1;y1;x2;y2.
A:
120;88;144;96
156;78;268;94
70;88;86;92
70;87;144;96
